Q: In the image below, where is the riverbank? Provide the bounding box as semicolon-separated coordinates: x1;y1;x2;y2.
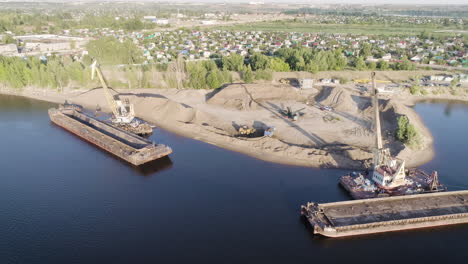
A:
2;85;463;170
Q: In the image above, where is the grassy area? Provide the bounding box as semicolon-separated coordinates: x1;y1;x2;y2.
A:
217;21;464;36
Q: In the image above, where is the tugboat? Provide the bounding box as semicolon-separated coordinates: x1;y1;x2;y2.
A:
339;72;446;199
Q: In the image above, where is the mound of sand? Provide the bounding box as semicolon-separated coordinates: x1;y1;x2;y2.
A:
133;95;236;134
67;88;111;111
207;83;303;111
69;88;236;134
315;86;373;113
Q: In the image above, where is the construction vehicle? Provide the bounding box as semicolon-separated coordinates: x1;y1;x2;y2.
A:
264;126;275;137
280;106;305;121
91;61;153;136
238;125;256;136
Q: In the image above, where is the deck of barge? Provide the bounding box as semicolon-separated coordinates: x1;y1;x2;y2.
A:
49;107;172;165
301;190;468;237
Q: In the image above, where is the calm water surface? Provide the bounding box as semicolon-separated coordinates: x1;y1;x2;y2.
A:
1;95;468;264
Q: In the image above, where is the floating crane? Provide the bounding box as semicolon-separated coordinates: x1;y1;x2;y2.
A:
338;72;445;200
91;61;152;135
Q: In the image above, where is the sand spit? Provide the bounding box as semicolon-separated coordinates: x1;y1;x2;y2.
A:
3;83;462;169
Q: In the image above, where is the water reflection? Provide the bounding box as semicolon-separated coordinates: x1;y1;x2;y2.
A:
415;99;468;117
131;156;173;176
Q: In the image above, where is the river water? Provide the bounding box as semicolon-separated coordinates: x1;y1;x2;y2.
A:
1;95;467;264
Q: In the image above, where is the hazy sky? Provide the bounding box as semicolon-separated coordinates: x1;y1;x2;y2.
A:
128;0;467;4
281;0;467;4
15;0;467;4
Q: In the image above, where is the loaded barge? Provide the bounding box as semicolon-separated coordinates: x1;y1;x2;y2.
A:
301;190;468;238
49;105;172;165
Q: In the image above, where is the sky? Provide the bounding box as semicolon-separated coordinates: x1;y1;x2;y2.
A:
6;0;467;5
282;0;467;4
126;0;466;4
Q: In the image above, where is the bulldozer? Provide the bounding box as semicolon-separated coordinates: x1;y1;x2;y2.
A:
238;125;256;136
91;61;153;136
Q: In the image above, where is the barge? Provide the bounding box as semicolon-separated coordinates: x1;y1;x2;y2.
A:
301;190;468;238
49;106;172;165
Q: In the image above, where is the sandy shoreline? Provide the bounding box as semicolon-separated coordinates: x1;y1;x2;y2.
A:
2;86;466;170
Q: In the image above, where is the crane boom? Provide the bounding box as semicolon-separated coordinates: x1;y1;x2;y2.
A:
372;71;386;169
91;61;122;119
372;72;383;150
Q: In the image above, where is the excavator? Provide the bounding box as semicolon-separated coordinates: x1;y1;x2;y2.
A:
91;61;153;136
279;105;305;121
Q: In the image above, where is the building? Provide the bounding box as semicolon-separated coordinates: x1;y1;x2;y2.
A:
382;54;392;61
0;44;19;56
201;20;217;25
143;16;157;20
24;42;73;53
16;35;87;55
299;78;314;89
156;19;169;25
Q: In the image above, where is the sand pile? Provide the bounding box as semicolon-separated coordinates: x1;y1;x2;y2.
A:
140;97;196;123
133;95;235;133
315;86;364;113
207;83;303;110
67;88;110;111
69;88;236;134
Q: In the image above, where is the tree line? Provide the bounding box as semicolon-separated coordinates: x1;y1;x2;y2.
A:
0;45;417;91
0;56;90;89
219;47;415;77
86;37;143;65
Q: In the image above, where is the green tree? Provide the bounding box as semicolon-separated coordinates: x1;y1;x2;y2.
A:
249;53;269;71
394;56;415;70
360;43;372;58
86;37;143;65
305;63;319;74
333;49;348;70
367;61;377;70
355;57;367;71
1;34;15;44
377;60;389;70
267;57;290;72
186;61;207;89
409;85;420;95
221;54;245;71
451;77;460;88
287;54;305;71
206;69;221;89
396;116;409;142
396;115;419;146
254;69;273;81
241;65;254;83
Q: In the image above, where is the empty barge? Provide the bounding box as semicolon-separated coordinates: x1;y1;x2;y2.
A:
49;106;172;165
301;190;468;238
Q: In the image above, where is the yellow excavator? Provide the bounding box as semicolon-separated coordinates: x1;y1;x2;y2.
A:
91;61;152;135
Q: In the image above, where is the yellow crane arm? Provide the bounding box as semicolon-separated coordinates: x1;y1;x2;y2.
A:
91;61;120;118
